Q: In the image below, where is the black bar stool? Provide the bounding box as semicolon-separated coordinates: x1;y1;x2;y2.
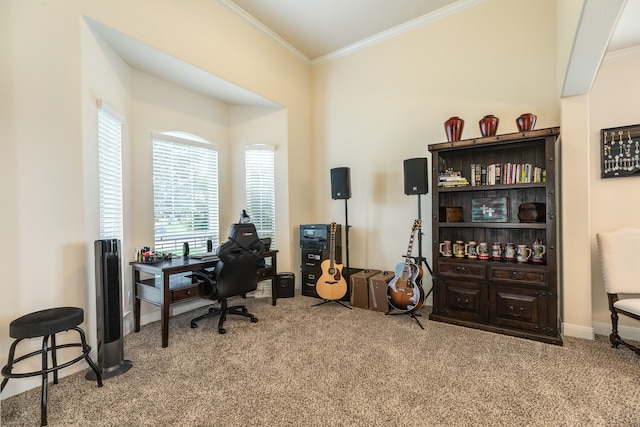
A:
1;307;103;426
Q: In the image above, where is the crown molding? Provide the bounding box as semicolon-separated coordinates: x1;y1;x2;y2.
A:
312;0;485;66
221;0;485;66
219;0;311;64
603;45;640;64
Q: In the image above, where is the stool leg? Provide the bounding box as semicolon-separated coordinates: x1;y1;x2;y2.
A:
41;335;50;426
1;338;22;392
50;334;59;385
73;327;102;387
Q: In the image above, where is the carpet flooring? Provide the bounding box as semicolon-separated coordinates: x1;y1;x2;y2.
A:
2;294;640;426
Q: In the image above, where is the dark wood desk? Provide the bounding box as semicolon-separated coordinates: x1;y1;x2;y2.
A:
131;250;278;347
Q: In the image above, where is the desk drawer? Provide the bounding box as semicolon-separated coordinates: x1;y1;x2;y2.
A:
257;266;275;281
171;284;201;302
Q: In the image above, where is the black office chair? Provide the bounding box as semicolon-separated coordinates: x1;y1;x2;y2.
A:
190;223;266;334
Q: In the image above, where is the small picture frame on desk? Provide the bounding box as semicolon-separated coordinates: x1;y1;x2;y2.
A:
600;124;640;179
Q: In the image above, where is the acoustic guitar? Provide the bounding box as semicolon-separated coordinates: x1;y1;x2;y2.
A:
316;222;347;300
387;219;425;312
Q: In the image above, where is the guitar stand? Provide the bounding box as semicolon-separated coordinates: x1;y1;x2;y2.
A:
311;299;352;309
386;310;424;329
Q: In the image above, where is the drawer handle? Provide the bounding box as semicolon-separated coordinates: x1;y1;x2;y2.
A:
454;267;468;275
511;271;526;280
509;305;524;317
456;297;469;308
186;290;191;295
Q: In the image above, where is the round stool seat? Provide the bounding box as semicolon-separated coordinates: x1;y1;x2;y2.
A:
9;307;84;339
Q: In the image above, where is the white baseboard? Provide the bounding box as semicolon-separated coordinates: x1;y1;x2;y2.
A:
592;321;640;342
563;321;640;342
562;322;595;340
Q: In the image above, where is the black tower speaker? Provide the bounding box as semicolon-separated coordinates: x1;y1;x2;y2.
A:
330;167;351;200
88;239;132;381
404;158;429;195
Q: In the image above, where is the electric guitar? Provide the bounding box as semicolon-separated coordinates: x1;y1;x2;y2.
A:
316;222;347;301
387;219;425;312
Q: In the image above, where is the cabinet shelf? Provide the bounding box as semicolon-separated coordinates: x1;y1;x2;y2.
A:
438;222;546;229
437;182;546;193
428;127;561;345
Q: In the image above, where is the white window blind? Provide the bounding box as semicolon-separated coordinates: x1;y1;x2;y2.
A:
97;101;124;240
245;145;276;247
152;133;219;255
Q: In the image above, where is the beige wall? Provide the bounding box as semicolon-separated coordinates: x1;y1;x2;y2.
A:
311;0;560;277
588;55;640;337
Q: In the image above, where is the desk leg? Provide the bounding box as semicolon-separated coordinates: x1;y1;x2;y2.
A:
271;252;278;306
161;273;171;348
133;268;141;333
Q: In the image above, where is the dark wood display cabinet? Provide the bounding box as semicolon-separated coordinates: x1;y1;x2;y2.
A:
428;127;561;345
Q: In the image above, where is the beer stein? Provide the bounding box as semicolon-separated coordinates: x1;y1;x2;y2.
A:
504;243;516;261
532;239;546;263
453;240;465;258
477;242;489;260
465;241;478;259
491;242;503;261
439;240;453;257
516;245;532;262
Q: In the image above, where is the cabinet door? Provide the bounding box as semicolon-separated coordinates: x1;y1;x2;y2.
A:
440;279;488;323
489;285;557;335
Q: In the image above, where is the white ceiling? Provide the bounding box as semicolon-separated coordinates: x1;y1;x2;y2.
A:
226;0;640;62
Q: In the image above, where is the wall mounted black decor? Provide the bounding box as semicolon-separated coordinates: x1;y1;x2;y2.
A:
601;124;640;178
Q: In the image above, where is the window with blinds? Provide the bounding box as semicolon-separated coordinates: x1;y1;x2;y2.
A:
245;145;276;247
97;101;124;240
152;133;219;255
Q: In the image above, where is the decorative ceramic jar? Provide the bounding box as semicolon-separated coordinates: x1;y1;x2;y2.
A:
479;114;499;137
444;116;464;142
516;113;537;132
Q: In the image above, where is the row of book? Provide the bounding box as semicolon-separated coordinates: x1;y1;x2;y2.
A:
471;163;546;186
438;169;469;187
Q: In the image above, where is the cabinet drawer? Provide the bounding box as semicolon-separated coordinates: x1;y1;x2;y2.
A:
490;285;556;335
489;266;545;286
171;284;201;302
441;279;488;323
439;262;486;280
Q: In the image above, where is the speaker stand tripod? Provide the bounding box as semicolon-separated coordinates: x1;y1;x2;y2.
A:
386;194;433;329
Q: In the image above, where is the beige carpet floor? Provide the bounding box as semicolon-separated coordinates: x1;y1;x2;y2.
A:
2;294;640;426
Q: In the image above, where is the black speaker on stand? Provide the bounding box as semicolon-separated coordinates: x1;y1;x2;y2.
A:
86;239;132;381
330;167;352;271
403;158;433;281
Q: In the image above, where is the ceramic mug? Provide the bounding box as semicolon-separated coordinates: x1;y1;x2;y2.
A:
439;240;453;257
453;240;465;258
504;243;516;261
492;242;503;261
477;242;489;260
465;241;477;259
516;245;532;263
532;240;546;263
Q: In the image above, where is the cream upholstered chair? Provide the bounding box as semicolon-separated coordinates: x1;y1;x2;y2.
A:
596;228;640;355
